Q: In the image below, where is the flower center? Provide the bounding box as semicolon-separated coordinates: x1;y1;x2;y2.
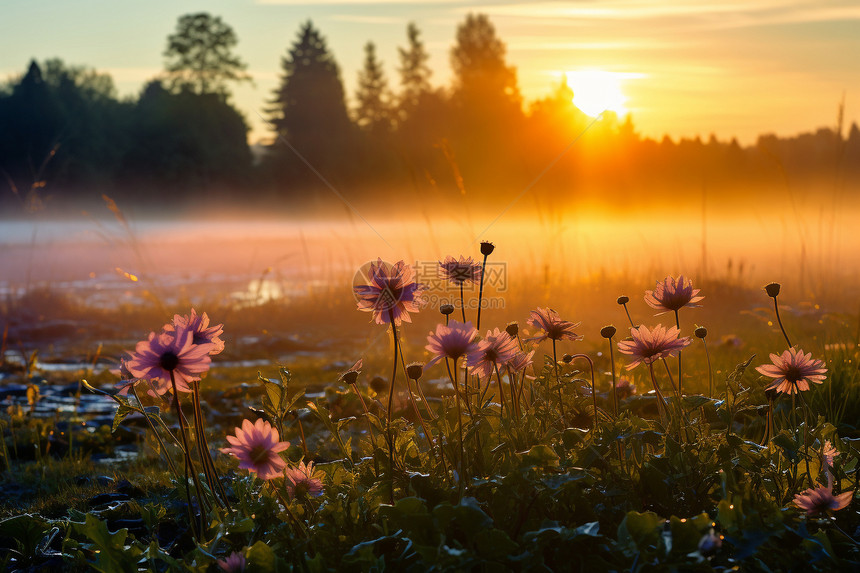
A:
249;445;270;465
159;351;179;371
784;365;803;383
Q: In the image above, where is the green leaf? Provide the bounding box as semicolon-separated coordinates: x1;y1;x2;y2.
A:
519;444;560;468
247;540;276;573
112;404;134;433
72;513;141;573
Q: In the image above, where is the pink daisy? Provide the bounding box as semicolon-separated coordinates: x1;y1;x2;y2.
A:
217;552;247;572
794;482;853;516
284;460;325;499
354;259;424;325
467;328;519;379
506;349;535;373
221;419;289;480
526;308;583;343
126;326;214;394
168;309;225;355
644;275;704;314
425;321;479;367
439;255;482;286
755;348;827;395
617;324;692;369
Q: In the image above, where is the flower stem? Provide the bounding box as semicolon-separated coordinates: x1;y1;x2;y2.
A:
622;302;635;328
701;337;714;398
607;337;618;417
386;310;399;504
773;296;793;348
446;358;466;492
350;383;380;477
674;309;683;395
570;354;597;433
476;253;488;330
169;371;203;539
647;362;669;426
552;339;565;423
131;386;179;478
459;283;466;323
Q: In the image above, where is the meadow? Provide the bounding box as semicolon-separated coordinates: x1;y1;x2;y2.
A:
1;199;860;572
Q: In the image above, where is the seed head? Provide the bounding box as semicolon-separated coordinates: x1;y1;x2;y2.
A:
562;353;573;363
480;241;495;256
617;295;629;305
764;282;781;298
600;325;617;339
505;322;519;337
406;362;424;380
440;304;455;316
694;326;708;339
341;370;359;385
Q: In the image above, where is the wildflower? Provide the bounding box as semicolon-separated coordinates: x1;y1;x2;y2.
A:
169;309;224;355
221;419;289;480
439;255;482;286
644;275;703;314
425;321;479;367
217;552;247;572
794;481;853;516
339;359;362;386
755;348;827;395
617;324;691;369
126;326;214;394
527;307;583;343
354;259;423;325
506;349;535;373
285;460;325;499
467;328;519;379
615;377;637;399
822;440;839;467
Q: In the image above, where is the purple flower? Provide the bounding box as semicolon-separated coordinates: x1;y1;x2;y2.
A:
755;348;827;395
221;419;289;480
285;460;325;499
425;321;479;367
617;324;691;369
439;255;482;286
794;482;852;516
467;328;519;379
168;309;225;355
526;307;582;343
126;326;214;394
644;275;703;314
506;349;535;373
354;259;424;325
217;552;247;572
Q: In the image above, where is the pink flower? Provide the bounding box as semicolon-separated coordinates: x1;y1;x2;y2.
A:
615;377;637;399
644;275;703;314
794;482;853;516
354;259;424;325
425;321;479;367
126;326;214;394
755;348;827;395
168;309;225;355
822;440;839;467
221;419;289;480
439;255;482;286
217;552;247;572
467;328;519;379
527;308;582;343
617;324;691;369
506;349;535;373
285;460;325;499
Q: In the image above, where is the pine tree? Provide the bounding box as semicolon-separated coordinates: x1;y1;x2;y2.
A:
397;23;432;113
267;21;354;180
355;42;393;134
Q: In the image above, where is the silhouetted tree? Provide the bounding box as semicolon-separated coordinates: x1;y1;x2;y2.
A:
397;23;432;115
355;42;393;134
163;13;251;96
266;21;355;187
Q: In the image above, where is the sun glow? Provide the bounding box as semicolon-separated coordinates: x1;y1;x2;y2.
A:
563;70;643;118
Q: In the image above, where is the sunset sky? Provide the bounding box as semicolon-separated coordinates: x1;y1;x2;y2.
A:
2;0;858;145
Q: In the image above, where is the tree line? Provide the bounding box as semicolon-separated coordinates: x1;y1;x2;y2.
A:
1;12;857;214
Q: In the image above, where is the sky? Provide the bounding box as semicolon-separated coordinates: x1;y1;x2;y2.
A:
2;0;858;145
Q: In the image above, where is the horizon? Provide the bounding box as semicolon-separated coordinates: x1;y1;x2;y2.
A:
2;0;858;145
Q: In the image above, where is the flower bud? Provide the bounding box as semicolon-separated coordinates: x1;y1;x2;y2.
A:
340;371;359;385
406;362;424;380
480;241;495;256
440;304;455;316
600;325;616;339
694;326;708;339
764;282;781;298
617;295;629;305
505;322;519;337
562;353;573;364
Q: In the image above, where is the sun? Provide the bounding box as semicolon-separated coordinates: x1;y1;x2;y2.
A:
563;70;642;118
